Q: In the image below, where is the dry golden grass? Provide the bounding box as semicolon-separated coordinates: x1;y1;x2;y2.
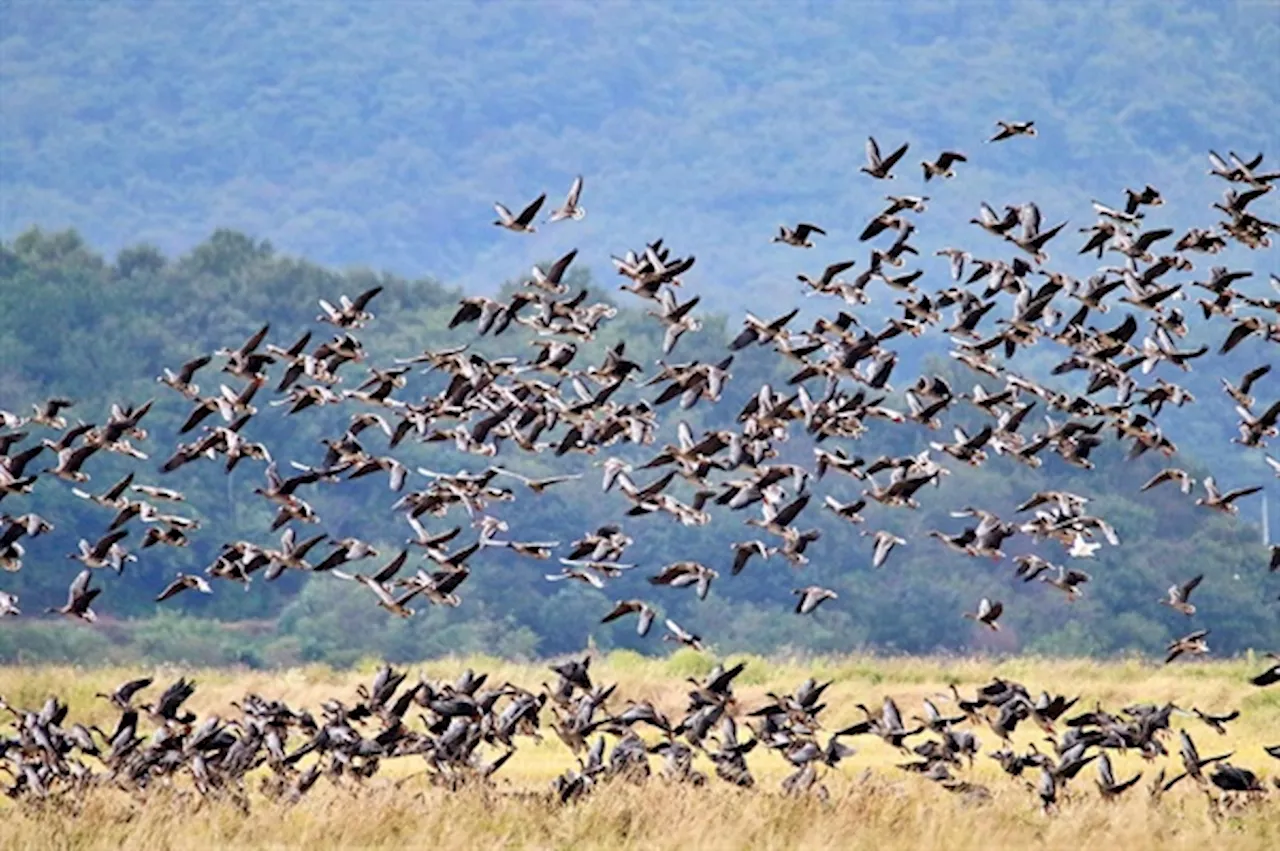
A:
2;651;1278;850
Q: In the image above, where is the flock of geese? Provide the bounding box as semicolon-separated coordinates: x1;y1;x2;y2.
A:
2;119;1280;808
2;657;1278;808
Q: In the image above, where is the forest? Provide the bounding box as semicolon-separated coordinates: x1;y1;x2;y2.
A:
1;0;1277;668
0;225;1276;667
1;1;1277;313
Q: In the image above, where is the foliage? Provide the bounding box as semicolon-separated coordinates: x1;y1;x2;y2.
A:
0;228;1276;666
0;655;1277;849
1;2;1276;314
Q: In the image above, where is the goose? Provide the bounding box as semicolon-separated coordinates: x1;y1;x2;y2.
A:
861;137;909;179
548;175;585;222
647;288;703;355
492;467;583;494
792;586;837;615
528;249;579;294
0;590;18;616
1221;364;1271;409
130;484;185;502
69;528;132;572
599;600;656;636
730;308;800;350
30;397;74;429
0;465;37;502
1013;554;1054;582
772;222;826;248
823;495;866;525
921;151;967;181
1249;653;1279;686
649;561;718;600
1210;763;1264;793
1041;566;1090;601
493;192;546;232
1194;477;1262;514
47;569;101;622
93;679;152;717
140;525;189;549
0;512;53;548
1160;574;1203;616
963;598;1003;631
155;573;213;602
866;530;906;568
157;355;211;399
43;442;98;483
331;549;409;590
352;573;418;617
486;539;559;559
662;618;705;652
263;528;329;574
1165;629;1210;664
1094;752;1142;799
311;538;379;573
1090;199;1142;226
1124;183;1163;213
1192;707;1239;735
1067;533;1102;559
988;120;1036;142
729;539;772;575
316;285;382;328
1140;467;1194;494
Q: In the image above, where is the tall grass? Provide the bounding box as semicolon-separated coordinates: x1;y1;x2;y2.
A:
1;653;1277;850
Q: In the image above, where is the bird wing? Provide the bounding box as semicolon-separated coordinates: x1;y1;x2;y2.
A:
865;137;882;168
881;142;910;171
516;193;547;225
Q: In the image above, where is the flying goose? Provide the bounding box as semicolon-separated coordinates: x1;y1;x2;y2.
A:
157;355;211;399
30;397;74;429
529;249;580;294
316;286;382;328
1140;467;1194;494
155;573;213;602
662;618;705;652
963;598;1003;631
729;539;772;575
861;137;909;179
792;586;838;615
47;569;101;622
1192;707;1239;735
1194;477;1262;514
1124;183;1163;213
1250;653;1279;686
866;530;906;569
493;193;547;232
797;259;857;293
921;151;967;181
1160;574;1203;616
1165;629;1210;664
1095;752;1141;799
599;600;656;636
987;120;1036;142
548;175;586;222
1221;364;1271;409
772;223;826;248
649;561;718;600
823;495;866;525
1041;566;1090;601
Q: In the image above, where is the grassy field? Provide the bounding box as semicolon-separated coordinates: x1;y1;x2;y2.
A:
2;651;1278;850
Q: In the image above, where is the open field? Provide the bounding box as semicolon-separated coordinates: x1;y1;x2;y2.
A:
2;652;1279;850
